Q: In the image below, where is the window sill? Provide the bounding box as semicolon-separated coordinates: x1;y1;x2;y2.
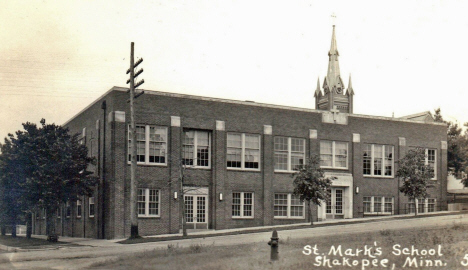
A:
227;168;261;172
363;175;394;179
232;216;254;219
184;166;212;170
321;166;348;170
89;216;95;218
127;162;168;167
138;216;161;219
274;170;298;174
364;212;392;215
273;217;305;220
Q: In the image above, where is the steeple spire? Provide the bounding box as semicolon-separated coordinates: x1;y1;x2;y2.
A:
326;25;343;94
315;25;354;113
314;77;322;97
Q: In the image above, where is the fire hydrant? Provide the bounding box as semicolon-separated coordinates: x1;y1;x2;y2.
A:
267;230;279;261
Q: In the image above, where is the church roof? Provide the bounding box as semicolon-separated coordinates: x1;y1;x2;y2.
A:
399;111;435;123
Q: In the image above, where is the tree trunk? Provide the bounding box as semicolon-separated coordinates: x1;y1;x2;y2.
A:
182;194;187;237
414;201;418;216
46;208;56;241
11;221;16;237
308;201;313;225
26;212;32;239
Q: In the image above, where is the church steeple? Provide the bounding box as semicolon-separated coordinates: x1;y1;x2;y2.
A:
315;25;354;113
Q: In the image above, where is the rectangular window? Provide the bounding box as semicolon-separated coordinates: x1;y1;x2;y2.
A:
232;192;254;218
363;197;372;213
57;207;61;219
89;197;95;218
183;130;211;167
274;193;304;218
137;188;160;217
76;200;82;218
427;198;436;212
227;133;260;170
426;149;437;180
363;144;394;177
128;125;167;165
320;141;348;169
66;201;71;218
363;196;393;214
274;137;305;171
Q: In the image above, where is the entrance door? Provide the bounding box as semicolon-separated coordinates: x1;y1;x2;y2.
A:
184;195;208;229
326;188;345;219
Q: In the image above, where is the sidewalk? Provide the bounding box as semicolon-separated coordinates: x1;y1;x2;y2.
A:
3;210;464;250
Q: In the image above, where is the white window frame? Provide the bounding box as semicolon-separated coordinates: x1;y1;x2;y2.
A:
128;125;168;166
363;196;394;215
425;149;437;180
232;192;254;219
274;193;305;219
274;137;306;172
137;188;160;217
411;198;437;213
89;197;95;218
182;130;211;168
66;201;71;218
320;141;348;169
227;133;261;171
363;144;394;177
76;199;82;218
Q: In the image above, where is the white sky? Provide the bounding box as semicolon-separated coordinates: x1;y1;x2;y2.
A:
1;0;467;141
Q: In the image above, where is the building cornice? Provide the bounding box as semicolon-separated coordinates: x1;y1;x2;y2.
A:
63;86;447;127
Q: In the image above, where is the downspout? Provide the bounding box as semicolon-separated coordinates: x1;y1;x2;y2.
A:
101;100;107;239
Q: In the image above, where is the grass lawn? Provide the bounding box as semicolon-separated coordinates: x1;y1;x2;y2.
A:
0;235;72;249
92;223;468;270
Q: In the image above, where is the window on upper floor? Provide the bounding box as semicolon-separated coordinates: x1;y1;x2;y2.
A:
76;199;82;218
128;125;167;165
363;144;394;177
227;133;260;170
232;192;254;218
183;130;211;168
320;141;348;169
425;149;437;180
274;137;305;172
137;188;160;217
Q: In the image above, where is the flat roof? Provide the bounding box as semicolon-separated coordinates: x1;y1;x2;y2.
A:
63;86;447;127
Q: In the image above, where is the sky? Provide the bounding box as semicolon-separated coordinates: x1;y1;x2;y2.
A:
1;0;467;141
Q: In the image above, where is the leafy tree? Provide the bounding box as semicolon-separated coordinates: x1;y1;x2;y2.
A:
396;148;434;215
433;108;468;186
292;155;333;225
0;119;97;240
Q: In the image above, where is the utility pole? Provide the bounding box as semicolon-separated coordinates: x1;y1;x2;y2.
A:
127;42;144;239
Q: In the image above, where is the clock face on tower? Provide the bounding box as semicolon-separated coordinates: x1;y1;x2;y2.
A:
336;87;343;94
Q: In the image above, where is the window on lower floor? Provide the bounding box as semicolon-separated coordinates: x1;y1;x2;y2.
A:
274;137;305;171
57;207;61;219
232;192;254;218
274;193;304;218
227;133;260;170
183;130;211;168
409;198;436;213
66;201;71;218
76;200;82;218
363;196;394;214
138;189;160;217
363;144;394;177
89;197;95;218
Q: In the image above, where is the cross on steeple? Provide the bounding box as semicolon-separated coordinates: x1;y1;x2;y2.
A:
330;105;340;122
331;13;336;26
